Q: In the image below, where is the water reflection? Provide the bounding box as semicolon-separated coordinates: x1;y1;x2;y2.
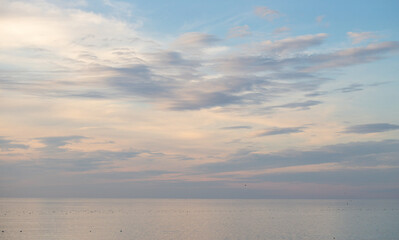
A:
0;198;398;240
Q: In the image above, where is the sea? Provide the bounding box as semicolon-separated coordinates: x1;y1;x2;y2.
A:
0;198;398;240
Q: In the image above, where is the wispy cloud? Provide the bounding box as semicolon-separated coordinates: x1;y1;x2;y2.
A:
261;33;328;54
273;26;290;34
195;140;399;174
169;92;242;110
228;25;251;38
254;6;281;21
347;31;378;44
36;136;87;152
343;123;399;134
0;137;29;151
334;83;363;93
174;32;220;48
264;100;323;112
220;126;252;130
256;127;305;137
303;41;399;71
316;15;325;23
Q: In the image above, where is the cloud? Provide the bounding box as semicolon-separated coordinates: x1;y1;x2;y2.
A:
307;81;388;97
0;133;196;175
305;91;329;97
316;15;325;23
194;139;399;174
1;0;398;114
174;32;220;48
103;0;133;17
261;33;328;54
343;123;399;134
265;100;322;111
228;25;251;38
107;65;176;97
50;150;141;172
254;6;280;21
220;126;252;130
248;168;399;186
31;148;143;173
273;26;290;34
157;75;272;110
169;91;242;110
0;137;29;151
217;55;285;74
218;41;399;75
1;0;398;199
256;127;304;137
0;0;145;51
347;32;378;44
36;136;87;152
3;139;399;198
304;41;399;71
334;83;363;93
3;135;153;173
88;170;176;180
149;51;199;67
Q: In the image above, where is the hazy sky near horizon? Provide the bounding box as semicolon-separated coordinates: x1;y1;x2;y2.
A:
1;0;399;198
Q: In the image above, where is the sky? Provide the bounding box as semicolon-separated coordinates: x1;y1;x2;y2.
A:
1;0;399;199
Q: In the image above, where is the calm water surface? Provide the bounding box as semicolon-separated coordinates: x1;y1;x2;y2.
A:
0;198;398;240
